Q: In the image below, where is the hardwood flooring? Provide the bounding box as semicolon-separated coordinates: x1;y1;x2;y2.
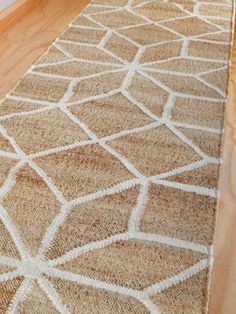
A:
0;1;235;313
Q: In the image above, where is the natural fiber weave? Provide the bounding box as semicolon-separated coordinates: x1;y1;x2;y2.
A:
0;0;234;313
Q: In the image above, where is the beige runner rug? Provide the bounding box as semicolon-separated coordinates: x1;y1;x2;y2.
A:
0;0;234;313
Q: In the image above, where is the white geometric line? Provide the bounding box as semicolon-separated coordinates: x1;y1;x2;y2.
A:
30;121;160;160
198;65;228;76
122;90;163;122
0;256;20;268
141;55;228;66
103;121;161;142
45;266;143;299
0;150;19;159
0;204;30;260
66;88;121;107
140;65;227;78
48;231;208;268
176;4;226;32
126;7;184;38
6;94;57;106
54;42;122;67
0;3;232;313
0;125;28;161
56;38;97;47
139;297;161;314
45;266;161;314
101;141;144;178
197;76;226;98
151;178;217;198
165;122;212;159
101;46;128;65
47;232;131;267
144;259;209;295
0;270;20;283
172;121;222;134
37;179;140;258
32;59;73;70
137;69;173;94
31;139;97;159
90;3;120;9
83;7;122;16
7;279;33;314
174;92;225;103
28;160;67;205
0;161;24;199
162;93;176;119
67;178;140;208
36;205;69;258
128;183;149;232
132;232;208;255
0;106;55;122
29;70;81;81
61;107;144;178
120;46;146;89
97;29;113;48
31;67;126;82
152;159;210;180
59;80;77;104
37;276;70;314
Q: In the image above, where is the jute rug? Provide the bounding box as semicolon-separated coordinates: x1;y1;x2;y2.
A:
0;0;234;313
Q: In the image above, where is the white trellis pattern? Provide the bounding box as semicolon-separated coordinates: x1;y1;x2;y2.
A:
0;0;234;313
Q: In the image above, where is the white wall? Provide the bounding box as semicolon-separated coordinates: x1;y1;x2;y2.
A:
0;0;16;12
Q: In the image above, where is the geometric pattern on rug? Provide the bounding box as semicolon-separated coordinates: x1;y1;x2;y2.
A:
0;0;233;313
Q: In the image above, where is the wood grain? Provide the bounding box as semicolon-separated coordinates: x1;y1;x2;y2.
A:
0;0;41;33
0;0;90;98
209;25;236;314
0;1;235;313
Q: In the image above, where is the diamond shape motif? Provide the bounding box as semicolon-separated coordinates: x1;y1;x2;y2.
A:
2;109;89;154
0;99;42;117
2;165;61;255
50;277;146;314
140;41;182;64
134;2;187;22
92;9;145;29
70;71;127;102
0;133;15;152
143;72;224;98
0;158;18;188
151;58;226;74
19;282;59;313
70;93;154;137
119;24;179;45
172;97;224;129
36;145;134;200
45;186;140;260
104;33;139;62
58;43;122;64
140;184;216;244
108;125;200;176
129;73;169;117
61;27;106;44
12;74;70;102
151;270;209;313
0;218;19;259
34;61;117;78
58;239;205;289
160;17;218;36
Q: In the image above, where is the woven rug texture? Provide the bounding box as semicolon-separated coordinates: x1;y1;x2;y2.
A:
0;0;234;313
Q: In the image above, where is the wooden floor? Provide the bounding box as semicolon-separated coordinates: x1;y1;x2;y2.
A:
0;1;235;313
